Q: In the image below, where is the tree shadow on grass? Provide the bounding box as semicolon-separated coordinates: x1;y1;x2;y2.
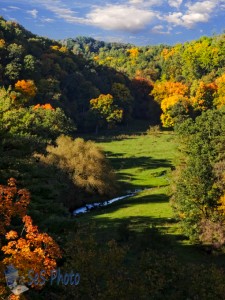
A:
76;191;225;266
105;152;172;170
81;214;225;266
112;192;170;208
104;151;173;190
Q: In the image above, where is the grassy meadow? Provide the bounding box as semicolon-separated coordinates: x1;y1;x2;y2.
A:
74;128;215;265
74;127;225;268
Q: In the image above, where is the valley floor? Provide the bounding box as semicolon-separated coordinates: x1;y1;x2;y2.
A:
76;128;225;266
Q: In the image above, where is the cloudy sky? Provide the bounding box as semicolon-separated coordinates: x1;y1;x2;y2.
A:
0;0;224;45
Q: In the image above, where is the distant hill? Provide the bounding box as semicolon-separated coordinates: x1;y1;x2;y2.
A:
1;17;155;131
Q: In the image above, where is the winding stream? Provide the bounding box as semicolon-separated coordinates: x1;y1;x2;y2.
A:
73;189;144;216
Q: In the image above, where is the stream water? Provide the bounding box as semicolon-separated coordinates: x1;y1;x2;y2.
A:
73;189;143;216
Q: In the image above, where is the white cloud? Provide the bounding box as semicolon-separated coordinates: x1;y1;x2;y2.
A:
129;0;162;6
164;12;183;25
41;18;55;23
8;6;21;10
43;1;86;24
186;0;217;14
164;0;220;28
5;0;157;32
152;25;164;32
182;13;209;27
152;24;171;34
5;0;223;35
168;0;183;9
86;5;156;32
129;0;144;4
27;9;38;18
38;1;156;32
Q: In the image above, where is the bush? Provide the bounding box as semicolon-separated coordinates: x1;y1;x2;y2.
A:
146;125;161;136
39;135;117;198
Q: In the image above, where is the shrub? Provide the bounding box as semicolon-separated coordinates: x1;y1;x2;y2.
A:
39;135;117;197
146;125;161;136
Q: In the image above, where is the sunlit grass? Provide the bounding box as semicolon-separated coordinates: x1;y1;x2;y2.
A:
77;130;225;265
79;132;178;239
97;132;178;190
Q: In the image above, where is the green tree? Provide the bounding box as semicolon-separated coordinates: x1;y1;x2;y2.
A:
111;82;134;122
23;54;40;78
1;105;75;140
171;109;225;246
5;61;22;81
7;43;24;60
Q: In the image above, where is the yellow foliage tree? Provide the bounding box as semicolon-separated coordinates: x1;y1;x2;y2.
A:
0;39;6;48
161;48;176;60
161;95;189;113
214;73;225;108
51;45;68;53
151;81;189;127
151;81;188;104
127;48;139;59
90;94;123;129
160;112;174;127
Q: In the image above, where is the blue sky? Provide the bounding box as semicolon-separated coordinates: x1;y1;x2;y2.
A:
0;0;224;46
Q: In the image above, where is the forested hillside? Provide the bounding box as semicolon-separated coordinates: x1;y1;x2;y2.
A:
63;34;225;127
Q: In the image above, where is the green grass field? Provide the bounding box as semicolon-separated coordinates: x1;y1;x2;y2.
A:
76;129;225;265
97;132;177;191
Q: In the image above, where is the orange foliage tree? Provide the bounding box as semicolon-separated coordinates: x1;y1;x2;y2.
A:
15;80;37;100
0;178;30;296
2;215;61;288
190;81;217;111
33;103;54;110
0;178;30;236
0;179;61;298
